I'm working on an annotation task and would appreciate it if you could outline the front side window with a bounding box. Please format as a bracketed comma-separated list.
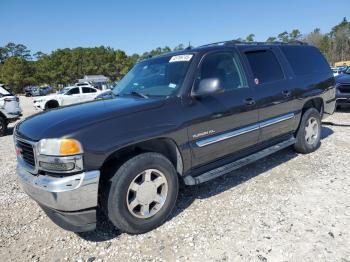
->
[198, 52, 247, 91]
[245, 50, 284, 84]
[66, 88, 80, 95]
[115, 54, 193, 97]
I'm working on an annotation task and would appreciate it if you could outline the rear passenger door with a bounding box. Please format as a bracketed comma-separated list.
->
[243, 47, 295, 143]
[62, 87, 82, 105]
[81, 87, 98, 102]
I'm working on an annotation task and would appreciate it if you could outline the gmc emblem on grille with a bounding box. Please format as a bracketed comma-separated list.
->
[15, 146, 22, 157]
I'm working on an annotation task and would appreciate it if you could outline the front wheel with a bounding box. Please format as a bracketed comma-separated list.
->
[294, 108, 321, 154]
[104, 152, 179, 234]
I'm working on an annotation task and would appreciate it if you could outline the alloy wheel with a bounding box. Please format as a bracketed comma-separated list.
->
[305, 117, 319, 145]
[126, 169, 168, 219]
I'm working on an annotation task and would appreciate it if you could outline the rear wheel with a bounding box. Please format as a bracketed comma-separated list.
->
[0, 116, 7, 137]
[104, 152, 179, 234]
[294, 108, 321, 154]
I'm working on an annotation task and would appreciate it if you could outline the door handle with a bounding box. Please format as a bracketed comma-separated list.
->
[244, 97, 256, 106]
[282, 90, 291, 97]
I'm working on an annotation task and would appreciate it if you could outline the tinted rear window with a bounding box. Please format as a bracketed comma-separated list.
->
[82, 87, 97, 93]
[281, 46, 331, 76]
[245, 50, 284, 84]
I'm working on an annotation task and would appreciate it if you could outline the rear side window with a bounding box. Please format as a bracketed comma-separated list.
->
[245, 50, 284, 84]
[82, 87, 97, 93]
[281, 46, 331, 76]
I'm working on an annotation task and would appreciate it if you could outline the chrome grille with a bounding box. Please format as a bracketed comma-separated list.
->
[16, 140, 35, 167]
[14, 133, 38, 174]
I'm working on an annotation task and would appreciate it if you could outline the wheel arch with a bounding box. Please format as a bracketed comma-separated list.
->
[302, 97, 324, 116]
[100, 137, 184, 183]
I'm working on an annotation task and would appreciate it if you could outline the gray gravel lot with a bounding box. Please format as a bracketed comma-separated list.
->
[0, 97, 349, 261]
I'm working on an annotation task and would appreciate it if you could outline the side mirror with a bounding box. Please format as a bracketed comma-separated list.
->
[193, 78, 223, 97]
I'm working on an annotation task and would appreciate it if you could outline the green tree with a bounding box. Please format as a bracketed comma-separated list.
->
[3, 42, 31, 60]
[0, 57, 36, 92]
[278, 31, 289, 42]
[289, 29, 302, 41]
[246, 34, 255, 42]
[266, 36, 277, 42]
[173, 44, 184, 51]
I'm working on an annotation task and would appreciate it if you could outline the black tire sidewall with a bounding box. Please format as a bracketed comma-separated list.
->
[106, 153, 179, 234]
[0, 117, 6, 136]
[294, 108, 321, 153]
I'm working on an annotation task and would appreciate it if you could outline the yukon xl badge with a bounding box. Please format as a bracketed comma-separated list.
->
[193, 130, 215, 139]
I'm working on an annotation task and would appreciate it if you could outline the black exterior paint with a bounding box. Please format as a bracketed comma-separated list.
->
[16, 44, 336, 179]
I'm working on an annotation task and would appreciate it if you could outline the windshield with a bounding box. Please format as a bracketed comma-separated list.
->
[0, 86, 11, 95]
[58, 87, 71, 94]
[114, 54, 193, 97]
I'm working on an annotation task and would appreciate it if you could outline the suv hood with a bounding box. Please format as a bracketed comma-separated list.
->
[16, 97, 165, 141]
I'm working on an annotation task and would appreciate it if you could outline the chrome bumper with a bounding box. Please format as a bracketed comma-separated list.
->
[17, 163, 100, 212]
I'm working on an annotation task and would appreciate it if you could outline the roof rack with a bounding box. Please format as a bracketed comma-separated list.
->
[198, 40, 308, 48]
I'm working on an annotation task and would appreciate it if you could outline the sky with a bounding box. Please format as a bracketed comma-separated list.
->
[1, 0, 349, 55]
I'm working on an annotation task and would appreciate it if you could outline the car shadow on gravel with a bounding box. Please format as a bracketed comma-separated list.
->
[77, 210, 121, 242]
[78, 127, 334, 243]
[5, 127, 14, 136]
[172, 126, 334, 220]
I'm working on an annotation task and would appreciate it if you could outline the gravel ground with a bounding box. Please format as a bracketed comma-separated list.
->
[0, 97, 349, 262]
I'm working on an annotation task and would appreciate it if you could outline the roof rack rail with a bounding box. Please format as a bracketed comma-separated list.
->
[198, 40, 308, 48]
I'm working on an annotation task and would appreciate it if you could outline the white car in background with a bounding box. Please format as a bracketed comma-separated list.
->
[33, 85, 101, 110]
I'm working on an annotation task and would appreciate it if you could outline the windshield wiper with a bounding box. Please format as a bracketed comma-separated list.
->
[129, 91, 149, 99]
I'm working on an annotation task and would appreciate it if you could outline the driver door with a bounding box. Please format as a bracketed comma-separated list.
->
[188, 51, 259, 168]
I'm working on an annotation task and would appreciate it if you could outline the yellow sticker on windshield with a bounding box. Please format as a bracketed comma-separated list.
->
[169, 54, 193, 63]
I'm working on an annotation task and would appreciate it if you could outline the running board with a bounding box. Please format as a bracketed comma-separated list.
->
[184, 137, 296, 185]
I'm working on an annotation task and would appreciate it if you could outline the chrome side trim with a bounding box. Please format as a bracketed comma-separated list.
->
[259, 113, 295, 128]
[196, 124, 260, 147]
[195, 113, 295, 147]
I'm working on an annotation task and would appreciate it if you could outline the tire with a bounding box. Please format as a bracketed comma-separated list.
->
[0, 116, 7, 137]
[44, 100, 59, 110]
[104, 152, 179, 234]
[294, 108, 321, 154]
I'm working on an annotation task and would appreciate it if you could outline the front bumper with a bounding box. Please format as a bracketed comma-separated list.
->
[17, 163, 100, 232]
[33, 102, 44, 110]
[3, 111, 22, 121]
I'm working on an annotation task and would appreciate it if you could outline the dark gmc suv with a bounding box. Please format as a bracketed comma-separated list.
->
[14, 41, 336, 234]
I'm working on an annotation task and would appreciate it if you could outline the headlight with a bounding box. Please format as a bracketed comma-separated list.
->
[38, 138, 83, 156]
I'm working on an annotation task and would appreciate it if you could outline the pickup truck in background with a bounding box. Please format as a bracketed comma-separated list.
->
[14, 41, 335, 234]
